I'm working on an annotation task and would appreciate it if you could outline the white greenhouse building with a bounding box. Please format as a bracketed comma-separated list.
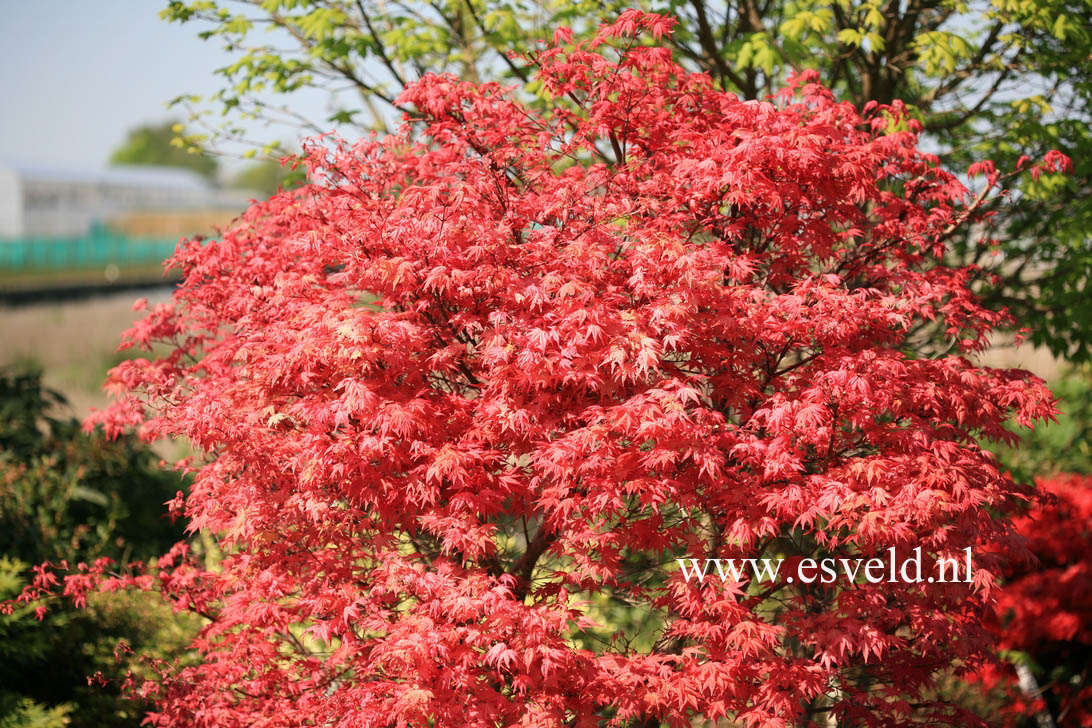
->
[0, 163, 254, 238]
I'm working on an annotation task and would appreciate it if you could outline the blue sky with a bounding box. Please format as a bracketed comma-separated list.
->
[0, 0, 333, 173]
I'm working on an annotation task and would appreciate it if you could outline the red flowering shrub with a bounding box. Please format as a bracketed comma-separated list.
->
[10, 12, 1071, 728]
[975, 473, 1092, 726]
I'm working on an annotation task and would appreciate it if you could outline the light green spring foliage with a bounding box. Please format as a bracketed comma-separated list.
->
[157, 0, 1091, 142]
[161, 0, 1091, 361]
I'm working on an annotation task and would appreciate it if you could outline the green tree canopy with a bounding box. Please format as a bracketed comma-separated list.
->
[109, 119, 219, 182]
[230, 156, 306, 197]
[161, 0, 1092, 361]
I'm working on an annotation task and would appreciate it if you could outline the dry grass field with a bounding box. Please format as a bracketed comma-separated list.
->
[0, 288, 173, 417]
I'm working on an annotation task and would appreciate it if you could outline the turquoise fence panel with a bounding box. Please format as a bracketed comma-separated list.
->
[0, 233, 180, 272]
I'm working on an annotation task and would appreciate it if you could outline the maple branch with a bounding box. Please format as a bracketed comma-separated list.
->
[508, 522, 555, 599]
[608, 130, 625, 166]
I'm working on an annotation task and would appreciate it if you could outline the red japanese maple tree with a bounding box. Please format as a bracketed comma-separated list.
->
[14, 11, 1073, 727]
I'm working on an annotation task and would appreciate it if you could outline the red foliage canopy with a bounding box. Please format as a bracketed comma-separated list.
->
[999, 474, 1092, 650]
[17, 11, 1070, 728]
[975, 473, 1092, 726]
